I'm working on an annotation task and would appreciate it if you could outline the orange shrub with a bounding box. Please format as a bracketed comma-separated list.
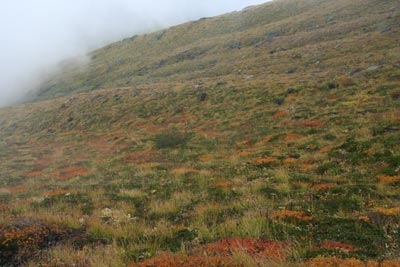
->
[0, 219, 74, 266]
[375, 206, 400, 216]
[24, 170, 44, 178]
[284, 133, 302, 142]
[291, 182, 312, 189]
[297, 120, 326, 128]
[131, 253, 236, 267]
[272, 110, 287, 119]
[312, 183, 336, 191]
[171, 168, 200, 174]
[300, 164, 314, 172]
[201, 238, 288, 259]
[0, 186, 29, 194]
[319, 145, 336, 153]
[43, 189, 72, 196]
[253, 157, 277, 165]
[283, 158, 298, 164]
[377, 175, 400, 185]
[305, 256, 400, 267]
[306, 256, 365, 267]
[55, 167, 90, 180]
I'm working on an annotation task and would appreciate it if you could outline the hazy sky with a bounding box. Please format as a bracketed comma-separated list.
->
[0, 0, 269, 107]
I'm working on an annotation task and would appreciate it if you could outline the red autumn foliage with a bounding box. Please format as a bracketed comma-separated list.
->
[297, 120, 326, 128]
[131, 254, 236, 267]
[53, 167, 90, 180]
[0, 219, 76, 266]
[0, 186, 29, 193]
[283, 133, 302, 142]
[43, 189, 72, 196]
[25, 170, 44, 178]
[272, 110, 287, 119]
[306, 256, 400, 267]
[312, 183, 337, 191]
[130, 238, 289, 267]
[201, 238, 288, 259]
[253, 157, 277, 165]
[283, 158, 298, 164]
[319, 145, 336, 153]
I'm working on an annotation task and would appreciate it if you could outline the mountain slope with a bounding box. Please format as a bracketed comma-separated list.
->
[1, 0, 400, 266]
[31, 0, 399, 101]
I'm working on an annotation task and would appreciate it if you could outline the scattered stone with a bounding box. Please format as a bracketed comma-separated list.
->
[249, 37, 265, 47]
[225, 40, 241, 50]
[67, 116, 74, 123]
[245, 75, 254, 80]
[381, 26, 392, 33]
[106, 136, 119, 142]
[289, 153, 301, 159]
[198, 93, 207, 102]
[266, 32, 279, 41]
[61, 97, 76, 109]
[286, 68, 296, 74]
[272, 97, 285, 105]
[366, 66, 380, 71]
[326, 16, 336, 24]
[286, 88, 296, 94]
[350, 68, 363, 77]
[291, 53, 302, 59]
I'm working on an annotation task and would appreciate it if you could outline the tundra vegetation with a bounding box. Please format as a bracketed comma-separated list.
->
[0, 0, 399, 266]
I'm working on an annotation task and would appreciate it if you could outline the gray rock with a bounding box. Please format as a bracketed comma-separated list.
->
[366, 66, 380, 71]
[266, 32, 279, 41]
[198, 93, 207, 102]
[326, 16, 336, 23]
[286, 68, 296, 74]
[225, 40, 241, 50]
[350, 68, 363, 77]
[381, 26, 392, 33]
[286, 88, 296, 94]
[352, 72, 363, 77]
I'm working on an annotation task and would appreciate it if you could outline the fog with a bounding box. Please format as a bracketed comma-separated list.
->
[0, 0, 269, 107]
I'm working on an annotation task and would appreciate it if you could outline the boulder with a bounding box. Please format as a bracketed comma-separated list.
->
[198, 93, 207, 102]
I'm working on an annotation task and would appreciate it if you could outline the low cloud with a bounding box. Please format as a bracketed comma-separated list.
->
[0, 0, 268, 107]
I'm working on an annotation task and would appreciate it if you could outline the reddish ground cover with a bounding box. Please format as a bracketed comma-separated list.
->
[52, 167, 90, 180]
[201, 238, 288, 259]
[131, 254, 236, 267]
[312, 241, 359, 253]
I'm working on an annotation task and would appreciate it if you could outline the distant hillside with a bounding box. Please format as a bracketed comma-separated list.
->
[1, 0, 400, 266]
[30, 0, 399, 101]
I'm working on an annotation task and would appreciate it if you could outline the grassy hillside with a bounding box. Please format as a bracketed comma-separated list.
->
[1, 0, 400, 266]
[31, 0, 399, 101]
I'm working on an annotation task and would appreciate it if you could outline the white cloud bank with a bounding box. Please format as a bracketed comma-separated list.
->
[0, 0, 269, 107]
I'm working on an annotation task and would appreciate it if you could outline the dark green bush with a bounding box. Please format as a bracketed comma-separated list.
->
[153, 130, 193, 149]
